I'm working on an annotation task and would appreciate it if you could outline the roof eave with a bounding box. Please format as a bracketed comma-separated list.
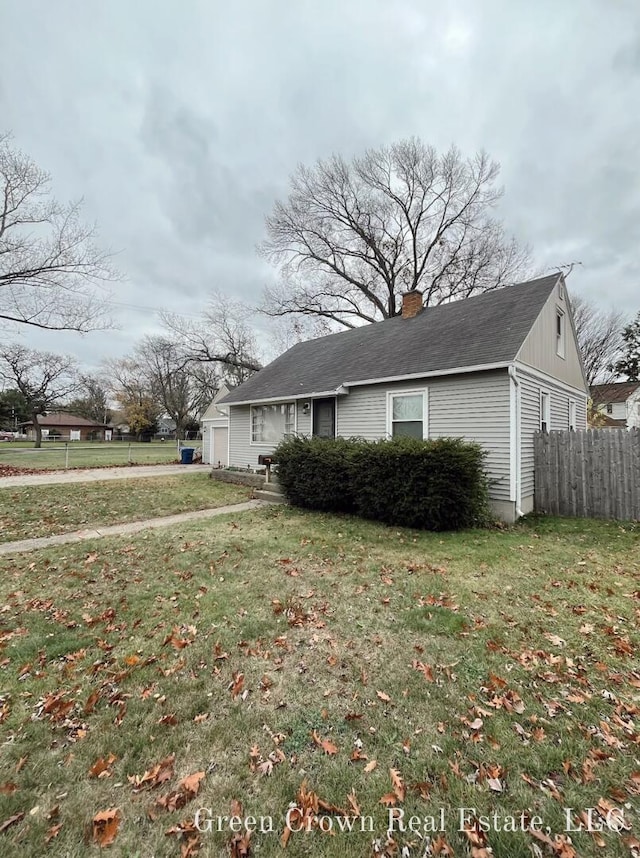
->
[223, 361, 512, 406]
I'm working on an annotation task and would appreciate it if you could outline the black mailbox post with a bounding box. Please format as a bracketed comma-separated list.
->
[258, 454, 277, 482]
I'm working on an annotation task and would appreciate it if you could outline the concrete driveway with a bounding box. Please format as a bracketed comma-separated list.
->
[0, 463, 212, 488]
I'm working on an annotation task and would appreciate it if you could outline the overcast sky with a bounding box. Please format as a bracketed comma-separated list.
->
[1, 0, 639, 370]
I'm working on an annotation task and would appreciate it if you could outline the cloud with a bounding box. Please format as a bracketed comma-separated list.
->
[0, 0, 638, 372]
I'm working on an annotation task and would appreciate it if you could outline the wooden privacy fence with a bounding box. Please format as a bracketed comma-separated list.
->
[534, 428, 640, 520]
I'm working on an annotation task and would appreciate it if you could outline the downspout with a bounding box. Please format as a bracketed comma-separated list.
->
[508, 365, 523, 518]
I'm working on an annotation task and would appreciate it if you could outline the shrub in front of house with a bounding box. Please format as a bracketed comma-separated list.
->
[274, 435, 489, 530]
[274, 435, 357, 512]
[350, 436, 489, 530]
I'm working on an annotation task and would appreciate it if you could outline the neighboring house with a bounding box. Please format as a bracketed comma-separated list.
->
[156, 417, 177, 439]
[590, 382, 640, 429]
[201, 384, 231, 466]
[220, 274, 588, 522]
[21, 413, 113, 441]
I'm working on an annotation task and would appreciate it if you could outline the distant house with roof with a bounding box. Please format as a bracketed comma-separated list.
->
[590, 382, 640, 428]
[220, 274, 588, 522]
[21, 413, 113, 441]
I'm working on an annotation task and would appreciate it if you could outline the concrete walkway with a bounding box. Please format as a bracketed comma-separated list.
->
[0, 463, 212, 488]
[0, 500, 264, 556]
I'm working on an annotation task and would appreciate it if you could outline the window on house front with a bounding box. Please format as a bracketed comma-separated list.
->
[568, 400, 576, 431]
[389, 392, 426, 439]
[556, 309, 565, 358]
[540, 392, 551, 433]
[251, 403, 295, 443]
[606, 403, 613, 414]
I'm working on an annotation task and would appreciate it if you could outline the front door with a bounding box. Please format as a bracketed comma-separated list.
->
[312, 398, 336, 438]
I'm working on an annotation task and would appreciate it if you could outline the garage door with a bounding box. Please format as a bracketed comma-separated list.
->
[213, 427, 229, 467]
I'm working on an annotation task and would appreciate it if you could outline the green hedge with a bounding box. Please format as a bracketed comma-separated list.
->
[274, 435, 489, 530]
[274, 435, 356, 512]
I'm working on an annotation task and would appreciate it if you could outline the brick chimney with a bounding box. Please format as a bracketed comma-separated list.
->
[401, 290, 423, 319]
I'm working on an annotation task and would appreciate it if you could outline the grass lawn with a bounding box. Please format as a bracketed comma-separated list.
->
[0, 508, 638, 857]
[0, 441, 186, 471]
[0, 475, 250, 542]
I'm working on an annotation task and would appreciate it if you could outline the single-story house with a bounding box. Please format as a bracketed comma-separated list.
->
[590, 381, 640, 429]
[156, 417, 177, 439]
[201, 383, 231, 466]
[220, 274, 588, 522]
[22, 413, 113, 441]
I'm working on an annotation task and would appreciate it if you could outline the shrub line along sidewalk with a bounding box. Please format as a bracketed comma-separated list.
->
[0, 500, 264, 556]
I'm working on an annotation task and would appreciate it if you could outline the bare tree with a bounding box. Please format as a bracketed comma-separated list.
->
[0, 344, 78, 446]
[104, 356, 162, 439]
[260, 139, 530, 328]
[161, 291, 261, 384]
[569, 293, 626, 386]
[134, 336, 219, 438]
[65, 374, 111, 423]
[0, 133, 118, 332]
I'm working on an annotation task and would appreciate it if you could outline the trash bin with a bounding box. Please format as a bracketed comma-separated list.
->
[180, 447, 195, 465]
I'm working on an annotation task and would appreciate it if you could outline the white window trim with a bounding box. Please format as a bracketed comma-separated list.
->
[555, 307, 566, 359]
[568, 399, 576, 431]
[249, 402, 297, 446]
[386, 389, 428, 440]
[540, 389, 551, 433]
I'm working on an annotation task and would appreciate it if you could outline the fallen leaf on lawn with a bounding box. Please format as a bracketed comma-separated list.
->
[379, 792, 398, 807]
[92, 808, 121, 847]
[128, 754, 175, 791]
[347, 790, 360, 816]
[0, 812, 24, 834]
[230, 672, 245, 699]
[0, 782, 18, 794]
[179, 772, 205, 798]
[364, 760, 377, 773]
[376, 690, 391, 703]
[89, 754, 117, 779]
[311, 731, 338, 755]
[390, 768, 406, 801]
[412, 661, 435, 682]
[45, 823, 62, 843]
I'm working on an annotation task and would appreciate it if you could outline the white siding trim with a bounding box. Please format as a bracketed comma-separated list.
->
[224, 390, 345, 407]
[540, 389, 551, 433]
[513, 361, 588, 398]
[508, 367, 518, 504]
[343, 361, 510, 389]
[385, 388, 429, 439]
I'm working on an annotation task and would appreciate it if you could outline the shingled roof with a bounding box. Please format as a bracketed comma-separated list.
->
[21, 413, 110, 428]
[590, 382, 640, 405]
[223, 275, 562, 404]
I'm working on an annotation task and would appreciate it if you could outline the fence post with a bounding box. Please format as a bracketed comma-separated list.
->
[65, 443, 69, 470]
[128, 443, 132, 463]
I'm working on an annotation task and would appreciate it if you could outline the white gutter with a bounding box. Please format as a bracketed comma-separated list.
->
[508, 364, 523, 518]
[221, 389, 348, 407]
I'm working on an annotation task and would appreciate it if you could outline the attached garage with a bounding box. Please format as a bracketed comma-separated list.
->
[200, 384, 231, 467]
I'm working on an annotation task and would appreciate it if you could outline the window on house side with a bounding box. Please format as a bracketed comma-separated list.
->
[390, 392, 425, 439]
[540, 392, 551, 433]
[606, 403, 613, 414]
[251, 403, 295, 443]
[556, 309, 565, 358]
[568, 400, 576, 431]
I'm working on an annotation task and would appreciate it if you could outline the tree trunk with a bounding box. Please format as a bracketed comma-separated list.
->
[33, 415, 42, 449]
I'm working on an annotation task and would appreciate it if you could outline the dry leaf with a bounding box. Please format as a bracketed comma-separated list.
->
[92, 808, 121, 847]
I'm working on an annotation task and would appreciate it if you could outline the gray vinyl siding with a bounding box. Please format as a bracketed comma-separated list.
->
[337, 371, 512, 502]
[228, 400, 311, 469]
[517, 367, 588, 504]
